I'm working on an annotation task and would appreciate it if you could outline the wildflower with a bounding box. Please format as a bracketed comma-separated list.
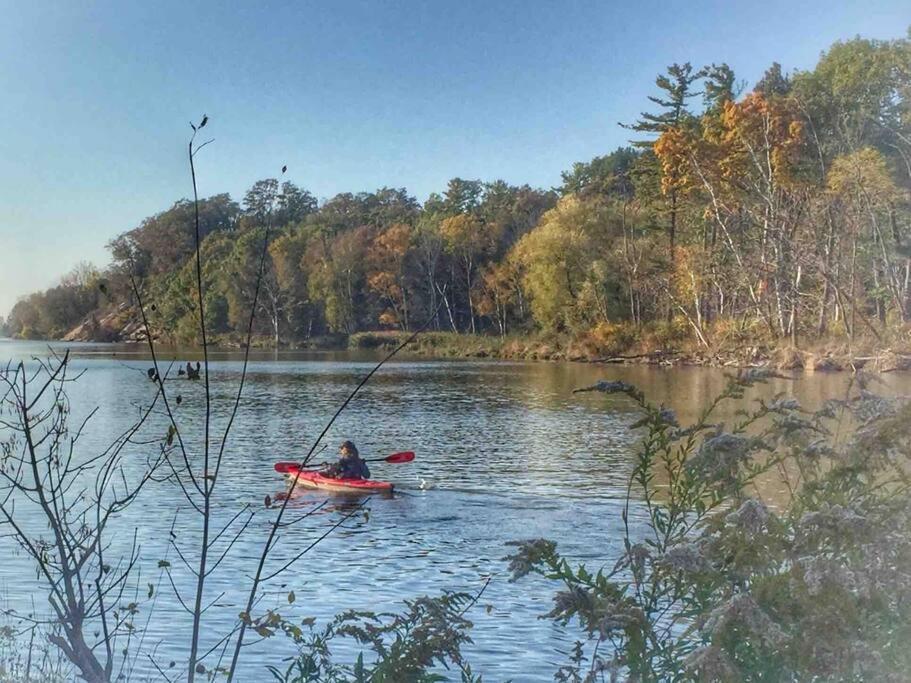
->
[686, 433, 763, 486]
[547, 586, 594, 622]
[817, 399, 841, 419]
[797, 504, 869, 544]
[772, 412, 820, 438]
[631, 405, 679, 430]
[725, 498, 770, 536]
[658, 541, 712, 574]
[658, 405, 679, 427]
[768, 397, 800, 412]
[597, 605, 646, 636]
[849, 392, 900, 425]
[800, 557, 866, 597]
[504, 539, 557, 581]
[802, 438, 836, 462]
[628, 542, 652, 567]
[702, 594, 786, 647]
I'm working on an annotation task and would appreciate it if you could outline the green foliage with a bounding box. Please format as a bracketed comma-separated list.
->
[5, 263, 101, 339]
[513, 196, 628, 333]
[261, 592, 481, 683]
[560, 148, 638, 200]
[508, 371, 911, 681]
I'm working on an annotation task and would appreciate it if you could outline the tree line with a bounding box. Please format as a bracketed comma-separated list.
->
[4, 31, 911, 353]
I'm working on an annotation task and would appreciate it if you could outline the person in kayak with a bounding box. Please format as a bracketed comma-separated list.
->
[321, 441, 371, 480]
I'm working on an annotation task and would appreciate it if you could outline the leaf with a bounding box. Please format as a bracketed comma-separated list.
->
[264, 494, 272, 508]
[287, 590, 295, 604]
[166, 425, 176, 446]
[195, 663, 206, 674]
[255, 625, 274, 638]
[158, 560, 170, 569]
[176, 395, 182, 406]
[147, 583, 154, 599]
[200, 115, 208, 128]
[282, 165, 288, 174]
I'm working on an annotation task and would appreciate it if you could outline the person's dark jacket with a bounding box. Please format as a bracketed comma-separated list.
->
[323, 456, 370, 480]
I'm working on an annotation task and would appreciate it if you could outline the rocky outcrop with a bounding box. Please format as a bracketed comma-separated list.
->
[62, 304, 146, 343]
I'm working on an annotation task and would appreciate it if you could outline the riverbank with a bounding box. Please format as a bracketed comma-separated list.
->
[348, 329, 911, 372]
[28, 308, 911, 372]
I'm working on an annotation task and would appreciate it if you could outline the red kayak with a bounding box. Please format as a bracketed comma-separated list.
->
[278, 466, 394, 493]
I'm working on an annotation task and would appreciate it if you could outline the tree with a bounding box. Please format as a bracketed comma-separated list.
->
[439, 213, 491, 333]
[624, 62, 706, 301]
[270, 229, 316, 338]
[108, 194, 239, 277]
[559, 147, 638, 200]
[443, 178, 484, 215]
[827, 148, 907, 326]
[655, 91, 808, 341]
[367, 223, 414, 329]
[755, 62, 791, 97]
[702, 63, 737, 111]
[513, 196, 624, 332]
[0, 353, 166, 681]
[306, 228, 368, 334]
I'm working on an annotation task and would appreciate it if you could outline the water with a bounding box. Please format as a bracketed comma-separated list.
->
[1, 339, 909, 681]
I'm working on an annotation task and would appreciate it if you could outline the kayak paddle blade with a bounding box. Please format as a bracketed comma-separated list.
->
[274, 462, 299, 473]
[385, 451, 415, 464]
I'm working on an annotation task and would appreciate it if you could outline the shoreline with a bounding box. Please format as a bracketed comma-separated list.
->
[14, 329, 911, 373]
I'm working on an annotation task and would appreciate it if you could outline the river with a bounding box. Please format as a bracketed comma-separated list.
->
[1, 339, 908, 681]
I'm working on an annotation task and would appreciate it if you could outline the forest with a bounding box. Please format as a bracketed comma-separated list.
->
[4, 32, 911, 363]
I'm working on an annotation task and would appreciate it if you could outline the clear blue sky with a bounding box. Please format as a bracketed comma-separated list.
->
[1, 0, 908, 316]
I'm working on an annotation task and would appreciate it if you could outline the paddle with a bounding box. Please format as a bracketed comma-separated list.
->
[274, 451, 415, 474]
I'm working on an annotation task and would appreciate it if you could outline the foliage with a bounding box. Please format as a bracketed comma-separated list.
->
[263, 592, 481, 683]
[508, 371, 911, 681]
[4, 30, 911, 358]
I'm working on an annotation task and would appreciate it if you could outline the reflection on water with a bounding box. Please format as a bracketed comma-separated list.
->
[1, 339, 908, 680]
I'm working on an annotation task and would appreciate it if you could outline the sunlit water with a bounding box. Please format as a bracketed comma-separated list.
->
[1, 339, 909, 681]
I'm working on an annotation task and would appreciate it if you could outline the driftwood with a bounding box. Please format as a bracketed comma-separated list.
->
[589, 350, 680, 364]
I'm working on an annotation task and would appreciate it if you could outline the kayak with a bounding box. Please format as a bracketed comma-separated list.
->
[282, 467, 394, 493]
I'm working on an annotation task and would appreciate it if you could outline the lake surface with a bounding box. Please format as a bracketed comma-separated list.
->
[1, 339, 909, 681]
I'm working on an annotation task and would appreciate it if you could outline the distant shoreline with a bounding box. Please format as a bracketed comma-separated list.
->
[8, 330, 911, 374]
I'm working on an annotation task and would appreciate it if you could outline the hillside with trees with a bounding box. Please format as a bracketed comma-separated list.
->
[4, 32, 911, 367]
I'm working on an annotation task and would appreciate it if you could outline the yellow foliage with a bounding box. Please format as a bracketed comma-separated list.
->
[827, 148, 899, 203]
[378, 309, 399, 327]
[717, 92, 804, 187]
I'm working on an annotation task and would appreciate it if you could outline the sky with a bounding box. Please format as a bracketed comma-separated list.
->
[0, 0, 909, 316]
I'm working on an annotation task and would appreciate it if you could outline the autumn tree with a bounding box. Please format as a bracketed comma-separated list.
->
[624, 62, 704, 257]
[367, 223, 414, 329]
[439, 213, 491, 333]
